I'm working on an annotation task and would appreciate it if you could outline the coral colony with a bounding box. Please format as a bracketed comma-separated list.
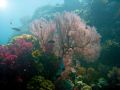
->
[0, 11, 120, 90]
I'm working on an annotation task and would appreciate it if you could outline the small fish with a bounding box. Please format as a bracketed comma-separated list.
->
[40, 25, 42, 28]
[10, 22, 12, 25]
[48, 40, 55, 43]
[12, 27, 21, 31]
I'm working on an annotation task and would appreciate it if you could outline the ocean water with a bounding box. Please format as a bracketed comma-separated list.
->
[0, 0, 120, 90]
[0, 0, 63, 44]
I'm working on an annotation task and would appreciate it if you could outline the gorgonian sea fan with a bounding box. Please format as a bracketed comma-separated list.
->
[55, 12, 101, 62]
[31, 18, 55, 52]
[30, 12, 101, 63]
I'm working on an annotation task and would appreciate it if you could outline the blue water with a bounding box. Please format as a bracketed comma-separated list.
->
[0, 0, 63, 44]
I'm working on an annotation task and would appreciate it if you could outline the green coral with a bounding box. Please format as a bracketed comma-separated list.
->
[107, 67, 120, 82]
[37, 53, 62, 80]
[81, 85, 92, 90]
[27, 76, 55, 90]
[32, 62, 44, 74]
[97, 78, 108, 88]
[103, 40, 120, 50]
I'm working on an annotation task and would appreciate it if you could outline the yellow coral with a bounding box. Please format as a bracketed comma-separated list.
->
[11, 34, 37, 43]
[81, 85, 92, 90]
[87, 67, 95, 74]
[86, 67, 98, 82]
[32, 50, 41, 58]
[77, 67, 86, 76]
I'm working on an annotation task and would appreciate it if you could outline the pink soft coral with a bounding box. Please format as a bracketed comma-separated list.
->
[9, 38, 33, 56]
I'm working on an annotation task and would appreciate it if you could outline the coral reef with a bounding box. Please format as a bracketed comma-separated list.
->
[31, 12, 101, 81]
[1, 7, 120, 89]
